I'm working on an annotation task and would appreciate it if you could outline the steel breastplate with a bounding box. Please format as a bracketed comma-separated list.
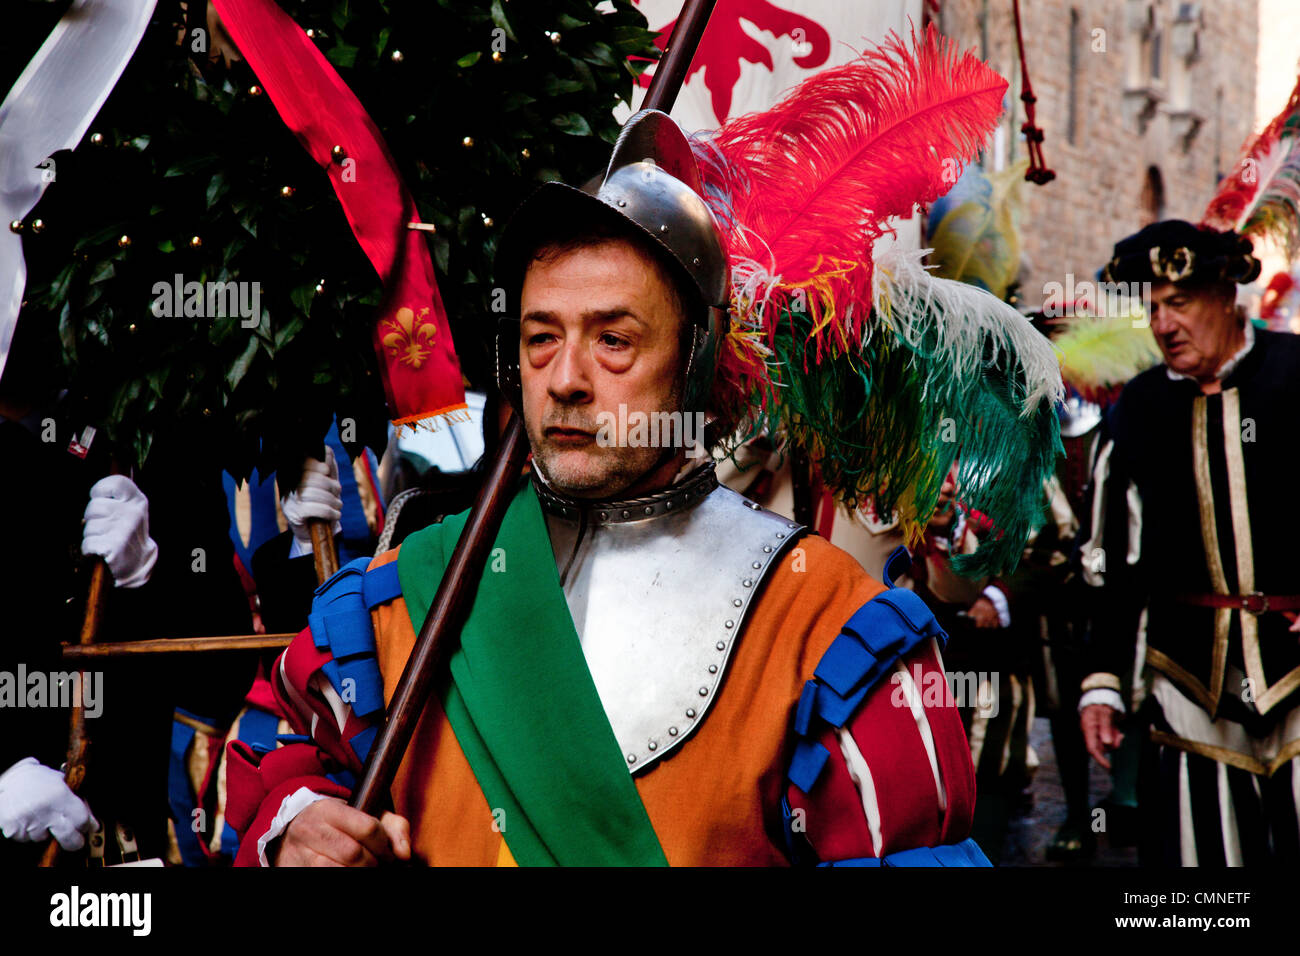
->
[538, 465, 806, 773]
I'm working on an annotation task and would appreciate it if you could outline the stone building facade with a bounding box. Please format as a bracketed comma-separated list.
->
[933, 0, 1260, 308]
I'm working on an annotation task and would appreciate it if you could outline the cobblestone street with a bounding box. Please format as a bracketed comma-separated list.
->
[1000, 718, 1139, 867]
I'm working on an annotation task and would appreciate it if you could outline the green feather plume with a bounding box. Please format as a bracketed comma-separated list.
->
[1053, 310, 1161, 401]
[745, 248, 1064, 577]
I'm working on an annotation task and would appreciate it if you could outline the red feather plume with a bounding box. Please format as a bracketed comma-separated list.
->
[693, 23, 1008, 369]
[1203, 74, 1300, 239]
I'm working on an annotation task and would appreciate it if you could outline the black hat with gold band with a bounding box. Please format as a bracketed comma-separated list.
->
[1101, 219, 1261, 286]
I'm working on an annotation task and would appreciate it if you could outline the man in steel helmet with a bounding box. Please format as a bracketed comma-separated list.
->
[228, 112, 985, 867]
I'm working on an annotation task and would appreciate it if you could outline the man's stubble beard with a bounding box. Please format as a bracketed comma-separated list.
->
[531, 431, 665, 498]
[527, 381, 684, 500]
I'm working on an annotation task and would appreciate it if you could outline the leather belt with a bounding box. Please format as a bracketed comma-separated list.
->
[1173, 592, 1300, 615]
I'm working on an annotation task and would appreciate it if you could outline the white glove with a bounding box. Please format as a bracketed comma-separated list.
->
[0, 758, 98, 851]
[82, 475, 158, 589]
[282, 447, 344, 558]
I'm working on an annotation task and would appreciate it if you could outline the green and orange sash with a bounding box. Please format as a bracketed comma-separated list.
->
[397, 481, 667, 866]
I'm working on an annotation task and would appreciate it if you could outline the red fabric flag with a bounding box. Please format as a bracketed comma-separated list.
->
[211, 0, 467, 430]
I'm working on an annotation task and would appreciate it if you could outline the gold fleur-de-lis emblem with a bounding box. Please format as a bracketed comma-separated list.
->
[380, 306, 439, 369]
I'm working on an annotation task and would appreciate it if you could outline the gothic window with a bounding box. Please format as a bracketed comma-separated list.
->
[1139, 166, 1166, 225]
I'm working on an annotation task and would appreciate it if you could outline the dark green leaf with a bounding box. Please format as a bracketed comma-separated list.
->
[489, 0, 518, 43]
[580, 43, 618, 68]
[327, 43, 359, 69]
[90, 260, 116, 285]
[206, 172, 227, 208]
[226, 331, 260, 390]
[291, 283, 316, 316]
[542, 75, 585, 96]
[551, 111, 593, 136]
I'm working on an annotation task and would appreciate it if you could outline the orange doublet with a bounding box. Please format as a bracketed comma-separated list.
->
[367, 535, 886, 866]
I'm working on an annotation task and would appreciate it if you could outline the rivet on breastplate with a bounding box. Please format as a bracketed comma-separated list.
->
[665, 500, 673, 509]
[686, 708, 697, 718]
[732, 598, 742, 607]
[647, 740, 658, 751]
[698, 686, 709, 696]
[763, 545, 773, 553]
[627, 754, 637, 764]
[752, 561, 762, 569]
[599, 512, 608, 521]
[724, 620, 734, 628]
[708, 664, 718, 674]
[776, 532, 785, 539]
[643, 506, 654, 516]
[622, 509, 630, 519]
[743, 579, 753, 587]
[669, 727, 679, 736]
[716, 641, 726, 650]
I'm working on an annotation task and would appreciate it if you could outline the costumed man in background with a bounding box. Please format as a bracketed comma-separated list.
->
[225, 108, 987, 867]
[896, 161, 1045, 863]
[0, 312, 125, 859]
[0, 309, 257, 864]
[1046, 303, 1165, 858]
[1079, 220, 1300, 865]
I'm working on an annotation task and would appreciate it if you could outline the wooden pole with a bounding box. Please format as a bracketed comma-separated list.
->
[308, 517, 338, 585]
[62, 633, 295, 660]
[641, 0, 717, 113]
[39, 557, 111, 867]
[351, 414, 528, 814]
[42, 457, 334, 864]
[348, 0, 718, 819]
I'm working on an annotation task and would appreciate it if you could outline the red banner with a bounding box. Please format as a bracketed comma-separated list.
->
[211, 0, 466, 428]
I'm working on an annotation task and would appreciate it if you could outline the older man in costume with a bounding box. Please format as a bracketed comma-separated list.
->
[1079, 220, 1300, 865]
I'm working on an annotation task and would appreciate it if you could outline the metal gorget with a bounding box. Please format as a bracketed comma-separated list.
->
[536, 463, 806, 773]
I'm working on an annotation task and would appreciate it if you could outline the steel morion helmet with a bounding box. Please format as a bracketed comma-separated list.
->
[494, 109, 729, 416]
